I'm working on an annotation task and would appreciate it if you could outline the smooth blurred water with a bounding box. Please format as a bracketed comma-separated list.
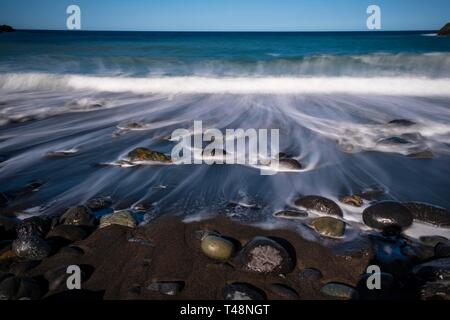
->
[0, 31, 449, 238]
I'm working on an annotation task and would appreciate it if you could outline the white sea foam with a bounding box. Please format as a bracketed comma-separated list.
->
[1, 73, 450, 96]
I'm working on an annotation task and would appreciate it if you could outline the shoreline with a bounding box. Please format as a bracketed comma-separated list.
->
[2, 211, 448, 300]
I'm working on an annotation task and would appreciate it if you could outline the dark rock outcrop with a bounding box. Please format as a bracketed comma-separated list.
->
[0, 25, 14, 33]
[437, 23, 450, 36]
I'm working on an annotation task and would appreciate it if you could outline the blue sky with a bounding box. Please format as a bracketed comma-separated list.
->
[0, 0, 449, 31]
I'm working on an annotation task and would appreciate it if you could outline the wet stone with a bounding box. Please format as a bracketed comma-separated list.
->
[273, 210, 308, 220]
[0, 276, 41, 300]
[419, 235, 449, 247]
[311, 216, 345, 238]
[435, 243, 450, 258]
[60, 206, 96, 227]
[299, 268, 323, 281]
[127, 147, 171, 163]
[360, 186, 385, 201]
[407, 148, 434, 159]
[388, 119, 417, 127]
[86, 196, 112, 210]
[412, 258, 450, 281]
[269, 284, 299, 299]
[99, 210, 137, 229]
[223, 283, 265, 300]
[400, 243, 434, 261]
[16, 216, 51, 238]
[12, 236, 51, 261]
[377, 136, 411, 145]
[321, 283, 359, 300]
[277, 158, 302, 170]
[421, 280, 450, 300]
[340, 195, 363, 207]
[238, 236, 294, 274]
[46, 225, 87, 243]
[201, 235, 235, 261]
[146, 281, 184, 296]
[404, 202, 450, 228]
[362, 201, 413, 231]
[294, 195, 343, 217]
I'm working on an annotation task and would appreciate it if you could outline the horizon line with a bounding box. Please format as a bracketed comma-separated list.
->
[10, 28, 439, 33]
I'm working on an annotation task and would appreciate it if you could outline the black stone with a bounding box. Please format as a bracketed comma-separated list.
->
[299, 267, 323, 281]
[404, 202, 450, 228]
[238, 236, 294, 274]
[412, 258, 450, 281]
[362, 201, 413, 231]
[294, 195, 343, 217]
[377, 136, 411, 145]
[0, 276, 41, 300]
[421, 280, 450, 300]
[16, 216, 51, 238]
[60, 206, 96, 227]
[46, 225, 87, 243]
[86, 196, 112, 210]
[435, 242, 450, 258]
[12, 236, 51, 261]
[419, 235, 449, 247]
[387, 119, 417, 126]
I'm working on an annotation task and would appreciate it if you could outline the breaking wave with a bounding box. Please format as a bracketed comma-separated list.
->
[1, 73, 450, 96]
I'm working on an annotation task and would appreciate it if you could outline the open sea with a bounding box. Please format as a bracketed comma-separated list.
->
[1, 30, 449, 239]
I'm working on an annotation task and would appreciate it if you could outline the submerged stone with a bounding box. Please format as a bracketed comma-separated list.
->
[387, 119, 417, 127]
[340, 195, 363, 207]
[294, 195, 343, 217]
[311, 216, 345, 238]
[360, 186, 385, 201]
[127, 147, 171, 163]
[273, 210, 308, 220]
[86, 196, 112, 210]
[377, 136, 411, 145]
[277, 158, 302, 170]
[407, 148, 434, 159]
